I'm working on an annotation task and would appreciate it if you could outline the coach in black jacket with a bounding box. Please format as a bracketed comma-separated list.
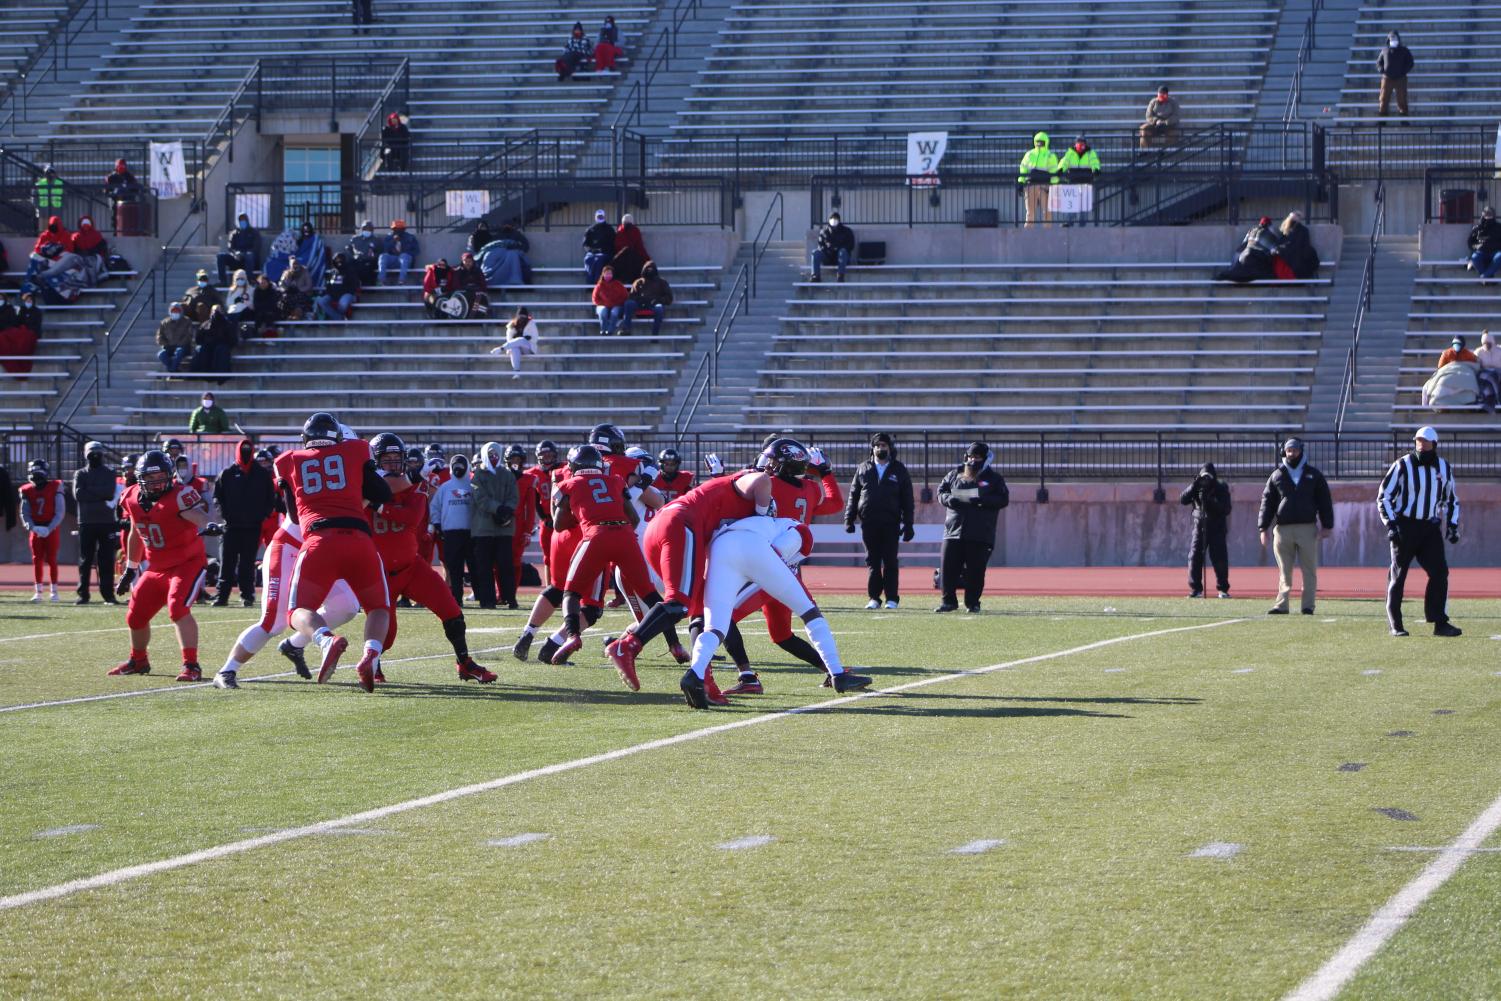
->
[71, 440, 119, 604]
[213, 438, 275, 606]
[935, 442, 1009, 613]
[845, 432, 914, 609]
[1181, 462, 1232, 598]
[1257, 438, 1334, 615]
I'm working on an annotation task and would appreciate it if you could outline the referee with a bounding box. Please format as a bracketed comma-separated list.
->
[1377, 426, 1462, 638]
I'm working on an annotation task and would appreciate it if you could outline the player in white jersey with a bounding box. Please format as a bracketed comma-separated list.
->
[681, 515, 871, 708]
[214, 511, 360, 685]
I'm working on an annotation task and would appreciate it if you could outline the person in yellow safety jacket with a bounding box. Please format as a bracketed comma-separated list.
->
[33, 165, 64, 227]
[1017, 132, 1058, 228]
[1055, 136, 1102, 225]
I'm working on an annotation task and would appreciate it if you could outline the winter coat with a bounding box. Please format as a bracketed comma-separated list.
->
[816, 221, 855, 262]
[938, 465, 1009, 545]
[1258, 460, 1334, 531]
[214, 441, 275, 527]
[1376, 43, 1414, 79]
[72, 462, 119, 526]
[615, 222, 649, 263]
[471, 447, 519, 537]
[226, 224, 260, 255]
[189, 404, 233, 434]
[1180, 466, 1232, 525]
[582, 221, 616, 256]
[156, 314, 196, 349]
[1275, 222, 1321, 279]
[592, 277, 630, 309]
[453, 262, 488, 294]
[629, 267, 673, 307]
[1469, 218, 1501, 258]
[181, 284, 223, 323]
[345, 231, 380, 262]
[845, 456, 914, 530]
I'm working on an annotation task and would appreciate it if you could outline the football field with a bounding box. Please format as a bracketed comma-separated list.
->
[2, 593, 1500, 1000]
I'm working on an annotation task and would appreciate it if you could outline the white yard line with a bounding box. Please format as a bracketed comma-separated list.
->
[0, 644, 515, 715]
[1282, 793, 1501, 1001]
[0, 617, 257, 646]
[0, 617, 1242, 913]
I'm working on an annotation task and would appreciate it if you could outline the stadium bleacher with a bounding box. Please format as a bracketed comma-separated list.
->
[0, 1, 79, 99]
[743, 261, 1332, 433]
[1338, 0, 1501, 123]
[1392, 257, 1499, 432]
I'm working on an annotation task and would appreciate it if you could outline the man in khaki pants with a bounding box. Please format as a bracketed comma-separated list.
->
[1257, 438, 1334, 614]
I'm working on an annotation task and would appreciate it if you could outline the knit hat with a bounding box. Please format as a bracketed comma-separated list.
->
[870, 432, 893, 449]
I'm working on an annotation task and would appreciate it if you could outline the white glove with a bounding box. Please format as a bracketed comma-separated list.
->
[33, 526, 49, 538]
[705, 453, 724, 476]
[806, 446, 826, 467]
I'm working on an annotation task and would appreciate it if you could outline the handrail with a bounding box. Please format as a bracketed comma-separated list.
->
[1283, 0, 1324, 123]
[1334, 182, 1384, 434]
[51, 354, 100, 428]
[746, 191, 784, 300]
[0, 0, 98, 135]
[608, 0, 702, 133]
[201, 60, 262, 169]
[351, 59, 411, 178]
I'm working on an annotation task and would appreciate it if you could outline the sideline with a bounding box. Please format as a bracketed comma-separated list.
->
[0, 617, 1242, 912]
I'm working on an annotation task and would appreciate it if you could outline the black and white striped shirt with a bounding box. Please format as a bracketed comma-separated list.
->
[1378, 454, 1459, 529]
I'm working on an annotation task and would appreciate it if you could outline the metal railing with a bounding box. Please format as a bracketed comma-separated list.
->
[1422, 167, 1496, 223]
[201, 62, 262, 172]
[1324, 124, 1491, 182]
[1335, 183, 1384, 434]
[608, 0, 702, 131]
[0, 0, 99, 135]
[671, 193, 783, 437]
[1282, 0, 1324, 123]
[352, 60, 413, 178]
[0, 145, 138, 235]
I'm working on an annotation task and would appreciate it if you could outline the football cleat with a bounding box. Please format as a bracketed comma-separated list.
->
[355, 649, 380, 692]
[279, 638, 312, 679]
[107, 658, 150, 677]
[864, 599, 880, 610]
[703, 667, 730, 707]
[317, 635, 349, 684]
[833, 671, 873, 694]
[606, 634, 641, 691]
[28, 591, 41, 603]
[606, 594, 626, 609]
[176, 663, 203, 683]
[213, 670, 239, 690]
[549, 635, 583, 665]
[680, 670, 710, 709]
[49, 590, 60, 603]
[512, 632, 534, 661]
[1434, 621, 1463, 637]
[724, 672, 763, 696]
[820, 671, 834, 688]
[668, 642, 690, 665]
[537, 637, 560, 666]
[373, 666, 387, 684]
[457, 657, 497, 683]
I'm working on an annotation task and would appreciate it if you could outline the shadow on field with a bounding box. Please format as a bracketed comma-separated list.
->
[813, 702, 1131, 720]
[357, 679, 691, 707]
[877, 691, 1201, 706]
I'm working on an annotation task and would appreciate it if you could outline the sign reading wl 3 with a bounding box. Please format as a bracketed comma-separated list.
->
[906, 131, 948, 188]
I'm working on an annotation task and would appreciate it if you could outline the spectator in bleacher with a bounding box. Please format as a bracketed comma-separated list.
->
[1375, 30, 1413, 117]
[467, 220, 493, 256]
[453, 251, 490, 318]
[313, 253, 361, 320]
[381, 113, 411, 172]
[1438, 335, 1478, 368]
[251, 272, 282, 335]
[1138, 85, 1181, 149]
[845, 432, 914, 610]
[1259, 437, 1333, 615]
[1475, 329, 1501, 411]
[812, 211, 855, 282]
[225, 270, 256, 340]
[218, 214, 261, 287]
[476, 223, 534, 287]
[155, 301, 195, 372]
[17, 291, 41, 338]
[592, 264, 632, 334]
[104, 159, 145, 236]
[491, 305, 540, 378]
[27, 216, 73, 285]
[352, 0, 373, 28]
[71, 216, 108, 282]
[1055, 136, 1101, 226]
[1272, 212, 1320, 280]
[627, 261, 672, 335]
[346, 221, 381, 285]
[1215, 217, 1281, 283]
[934, 442, 1009, 614]
[278, 256, 315, 320]
[0, 292, 40, 375]
[611, 213, 650, 284]
[378, 220, 419, 285]
[33, 165, 63, 229]
[423, 258, 457, 317]
[1017, 132, 1059, 228]
[191, 305, 237, 378]
[1466, 206, 1501, 278]
[582, 209, 616, 282]
[182, 269, 224, 323]
[595, 16, 622, 72]
[189, 392, 233, 433]
[557, 22, 594, 81]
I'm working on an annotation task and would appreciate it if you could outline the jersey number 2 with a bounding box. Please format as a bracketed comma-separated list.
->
[588, 478, 611, 504]
[300, 455, 346, 495]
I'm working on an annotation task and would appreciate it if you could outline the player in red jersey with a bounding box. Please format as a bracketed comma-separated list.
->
[526, 439, 564, 584]
[280, 412, 404, 693]
[367, 433, 496, 683]
[590, 423, 638, 609]
[547, 445, 668, 679]
[511, 459, 605, 665]
[653, 447, 694, 504]
[19, 459, 64, 601]
[722, 439, 847, 695]
[604, 465, 773, 686]
[108, 450, 212, 681]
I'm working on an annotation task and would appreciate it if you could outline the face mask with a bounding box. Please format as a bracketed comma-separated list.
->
[966, 457, 985, 470]
[87, 453, 102, 467]
[169, 310, 182, 319]
[1388, 38, 1398, 46]
[238, 220, 248, 229]
[828, 219, 839, 227]
[201, 398, 213, 409]
[362, 227, 372, 235]
[197, 279, 208, 288]
[874, 447, 890, 460]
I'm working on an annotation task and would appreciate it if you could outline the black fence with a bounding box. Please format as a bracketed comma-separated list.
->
[1323, 124, 1492, 183]
[1423, 167, 1496, 224]
[5, 428, 1491, 493]
[0, 144, 159, 236]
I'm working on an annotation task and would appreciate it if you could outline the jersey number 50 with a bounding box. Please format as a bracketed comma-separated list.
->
[300, 455, 347, 495]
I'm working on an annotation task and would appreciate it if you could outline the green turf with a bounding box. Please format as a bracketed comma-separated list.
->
[1, 593, 1499, 999]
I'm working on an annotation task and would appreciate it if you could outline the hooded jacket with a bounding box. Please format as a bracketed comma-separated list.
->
[214, 438, 275, 527]
[629, 263, 673, 307]
[1018, 133, 1060, 184]
[227, 221, 260, 255]
[73, 217, 107, 257]
[71, 454, 118, 526]
[938, 460, 1009, 544]
[189, 401, 232, 433]
[1180, 463, 1232, 524]
[1376, 40, 1414, 79]
[1258, 455, 1333, 531]
[1469, 217, 1501, 258]
[431, 463, 474, 532]
[470, 443, 519, 537]
[845, 441, 914, 530]
[32, 217, 73, 257]
[1057, 141, 1101, 183]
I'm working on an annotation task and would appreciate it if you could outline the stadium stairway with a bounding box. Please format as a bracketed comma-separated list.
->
[1253, 0, 1363, 123]
[1391, 253, 1500, 434]
[0, 0, 144, 141]
[659, 238, 801, 434]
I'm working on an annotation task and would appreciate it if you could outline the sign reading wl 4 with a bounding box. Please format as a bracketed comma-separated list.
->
[445, 189, 491, 219]
[906, 131, 948, 188]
